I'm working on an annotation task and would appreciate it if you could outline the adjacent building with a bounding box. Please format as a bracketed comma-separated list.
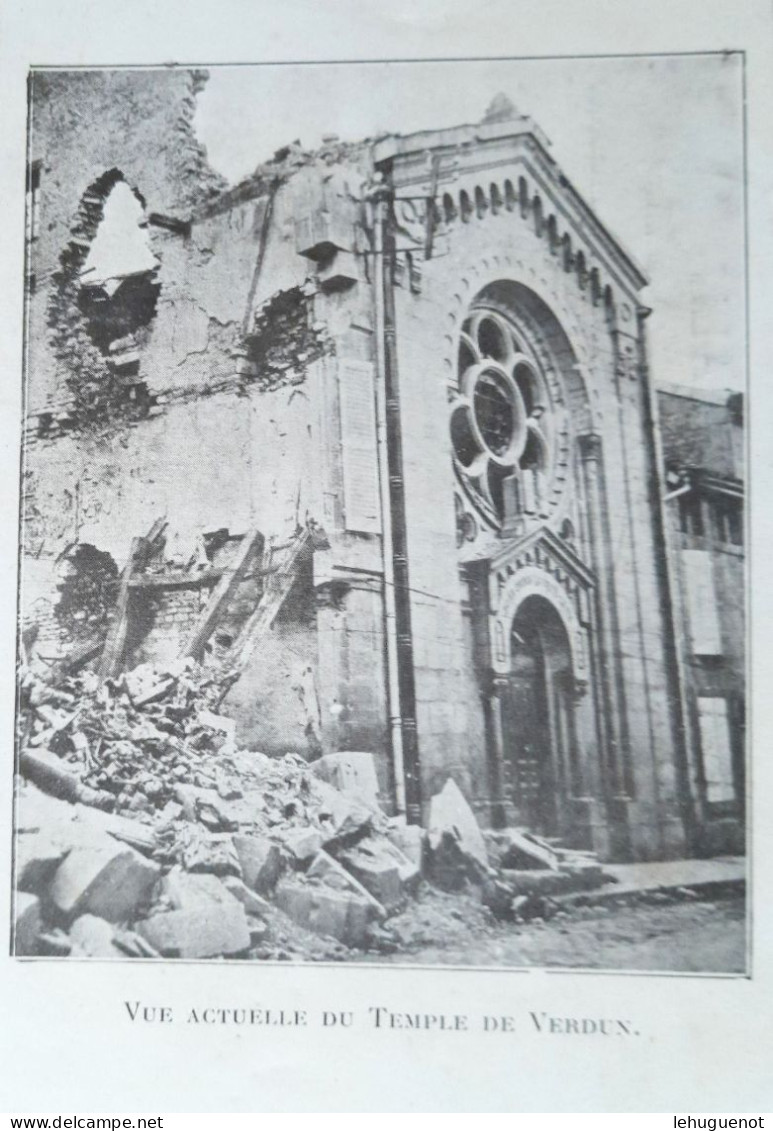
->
[658, 385, 745, 854]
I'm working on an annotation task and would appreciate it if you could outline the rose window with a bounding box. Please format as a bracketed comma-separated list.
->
[451, 307, 558, 529]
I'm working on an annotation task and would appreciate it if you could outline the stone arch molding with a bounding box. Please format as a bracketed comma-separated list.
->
[491, 564, 588, 687]
[442, 256, 603, 435]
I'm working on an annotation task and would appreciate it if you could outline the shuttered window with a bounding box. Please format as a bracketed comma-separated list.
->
[697, 697, 735, 803]
[338, 359, 381, 534]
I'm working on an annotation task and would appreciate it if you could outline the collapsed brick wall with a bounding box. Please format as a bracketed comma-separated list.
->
[128, 588, 209, 668]
[27, 69, 227, 416]
[245, 286, 332, 390]
[20, 71, 385, 769]
[45, 170, 159, 431]
[23, 70, 328, 572]
[54, 543, 119, 646]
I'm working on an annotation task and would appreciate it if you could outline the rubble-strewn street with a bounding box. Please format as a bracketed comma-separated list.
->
[364, 888, 746, 972]
[14, 654, 745, 967]
[14, 653, 639, 963]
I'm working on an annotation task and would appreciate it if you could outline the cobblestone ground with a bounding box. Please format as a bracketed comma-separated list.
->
[367, 891, 746, 973]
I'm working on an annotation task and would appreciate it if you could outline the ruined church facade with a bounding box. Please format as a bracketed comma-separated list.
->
[22, 70, 721, 862]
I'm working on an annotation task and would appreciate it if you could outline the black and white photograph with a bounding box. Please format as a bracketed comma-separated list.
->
[13, 55, 747, 974]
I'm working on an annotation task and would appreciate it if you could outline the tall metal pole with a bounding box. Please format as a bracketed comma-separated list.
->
[378, 178, 422, 824]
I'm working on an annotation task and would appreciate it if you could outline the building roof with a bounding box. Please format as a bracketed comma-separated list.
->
[372, 105, 649, 293]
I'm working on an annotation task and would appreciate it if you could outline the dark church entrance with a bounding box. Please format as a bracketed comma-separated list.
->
[500, 595, 580, 838]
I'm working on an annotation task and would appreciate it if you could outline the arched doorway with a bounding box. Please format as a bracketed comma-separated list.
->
[500, 595, 581, 837]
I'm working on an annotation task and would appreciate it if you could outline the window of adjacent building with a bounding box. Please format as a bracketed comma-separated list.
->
[696, 696, 735, 803]
[709, 494, 743, 547]
[681, 549, 722, 655]
[26, 161, 41, 245]
[678, 491, 704, 537]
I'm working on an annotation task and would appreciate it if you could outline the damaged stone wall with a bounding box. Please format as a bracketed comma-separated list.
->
[24, 70, 336, 570]
[53, 543, 119, 646]
[27, 69, 226, 417]
[22, 71, 393, 777]
[21, 72, 389, 769]
[245, 286, 331, 391]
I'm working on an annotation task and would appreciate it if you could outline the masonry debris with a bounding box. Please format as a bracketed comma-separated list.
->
[14, 619, 617, 959]
[15, 503, 624, 961]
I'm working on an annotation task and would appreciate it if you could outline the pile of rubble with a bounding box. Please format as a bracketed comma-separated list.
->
[14, 657, 613, 961]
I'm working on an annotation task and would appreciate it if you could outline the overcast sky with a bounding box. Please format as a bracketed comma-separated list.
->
[194, 54, 745, 393]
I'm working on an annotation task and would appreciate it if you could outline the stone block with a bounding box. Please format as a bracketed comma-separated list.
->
[307, 850, 386, 917]
[312, 752, 380, 807]
[386, 819, 425, 873]
[314, 782, 373, 846]
[69, 914, 124, 957]
[498, 869, 576, 895]
[49, 845, 160, 923]
[136, 902, 251, 959]
[427, 778, 489, 888]
[497, 830, 560, 872]
[160, 867, 240, 913]
[37, 928, 72, 957]
[337, 837, 410, 911]
[15, 832, 70, 894]
[273, 878, 376, 948]
[279, 827, 323, 866]
[14, 892, 41, 956]
[232, 835, 283, 893]
[247, 917, 269, 946]
[221, 876, 273, 918]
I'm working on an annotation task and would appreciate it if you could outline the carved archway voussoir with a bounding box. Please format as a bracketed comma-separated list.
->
[491, 564, 589, 685]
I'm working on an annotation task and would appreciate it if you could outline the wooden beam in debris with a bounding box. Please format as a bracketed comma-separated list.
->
[181, 528, 265, 660]
[147, 212, 191, 237]
[96, 536, 145, 682]
[128, 568, 225, 592]
[60, 633, 105, 673]
[228, 526, 313, 673]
